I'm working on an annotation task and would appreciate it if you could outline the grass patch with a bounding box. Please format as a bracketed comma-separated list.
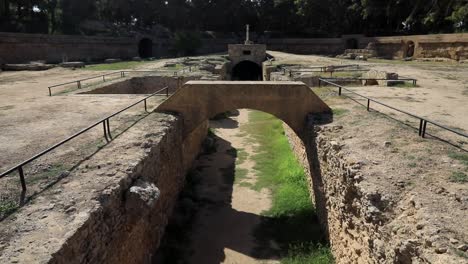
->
[236, 148, 248, 165]
[0, 200, 17, 216]
[390, 82, 418, 88]
[84, 61, 150, 71]
[449, 152, 468, 166]
[235, 168, 249, 182]
[28, 164, 66, 185]
[243, 111, 333, 263]
[332, 108, 349, 116]
[283, 244, 335, 264]
[450, 171, 468, 183]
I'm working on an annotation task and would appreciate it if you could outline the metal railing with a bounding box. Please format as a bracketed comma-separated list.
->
[318, 78, 468, 141]
[48, 66, 196, 96]
[0, 86, 170, 193]
[280, 64, 369, 78]
[320, 77, 418, 86]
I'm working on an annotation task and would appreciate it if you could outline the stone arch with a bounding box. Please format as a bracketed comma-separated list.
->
[346, 38, 358, 49]
[156, 80, 332, 239]
[405, 41, 415, 58]
[231, 60, 262, 81]
[138, 38, 153, 58]
[156, 81, 332, 139]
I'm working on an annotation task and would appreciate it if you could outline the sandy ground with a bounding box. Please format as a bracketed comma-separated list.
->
[183, 110, 279, 264]
[269, 51, 468, 136]
[0, 59, 170, 172]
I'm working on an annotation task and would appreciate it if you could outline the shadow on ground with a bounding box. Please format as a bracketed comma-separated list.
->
[153, 117, 326, 264]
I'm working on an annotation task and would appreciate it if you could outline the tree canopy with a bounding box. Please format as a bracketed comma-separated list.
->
[0, 0, 467, 36]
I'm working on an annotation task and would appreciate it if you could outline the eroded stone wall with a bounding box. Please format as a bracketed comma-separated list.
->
[2, 32, 467, 64]
[0, 113, 208, 263]
[284, 124, 413, 263]
[284, 118, 468, 263]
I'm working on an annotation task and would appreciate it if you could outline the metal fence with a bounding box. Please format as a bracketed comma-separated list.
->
[48, 66, 196, 96]
[318, 78, 468, 143]
[280, 64, 369, 78]
[320, 77, 418, 86]
[0, 87, 169, 193]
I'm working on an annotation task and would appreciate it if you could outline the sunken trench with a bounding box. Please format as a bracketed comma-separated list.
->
[0, 68, 426, 264]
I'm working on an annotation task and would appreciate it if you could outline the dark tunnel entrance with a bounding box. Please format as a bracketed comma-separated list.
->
[231, 61, 262, 81]
[345, 38, 358, 49]
[138, 38, 153, 59]
[406, 41, 415, 58]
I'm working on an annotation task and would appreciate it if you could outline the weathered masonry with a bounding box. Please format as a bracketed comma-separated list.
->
[0, 81, 332, 263]
[1, 32, 467, 64]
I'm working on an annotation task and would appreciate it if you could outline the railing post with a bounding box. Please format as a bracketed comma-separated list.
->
[367, 99, 370, 111]
[413, 80, 417, 86]
[422, 120, 427, 138]
[103, 121, 109, 142]
[166, 87, 169, 98]
[318, 79, 321, 87]
[144, 99, 147, 112]
[18, 166, 26, 192]
[106, 119, 112, 139]
[48, 87, 52, 97]
[103, 75, 106, 82]
[418, 119, 424, 136]
[338, 86, 342, 96]
[77, 81, 81, 89]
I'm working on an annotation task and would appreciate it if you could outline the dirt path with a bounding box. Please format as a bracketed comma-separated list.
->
[170, 109, 280, 264]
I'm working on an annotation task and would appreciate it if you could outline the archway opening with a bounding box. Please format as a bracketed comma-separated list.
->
[231, 61, 262, 81]
[155, 108, 331, 263]
[345, 38, 358, 49]
[406, 41, 415, 58]
[138, 38, 153, 59]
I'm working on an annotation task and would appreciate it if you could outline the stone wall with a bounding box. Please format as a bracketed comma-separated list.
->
[283, 119, 468, 263]
[362, 33, 468, 60]
[284, 124, 408, 263]
[80, 75, 205, 95]
[0, 32, 141, 64]
[228, 44, 267, 66]
[1, 32, 467, 64]
[0, 113, 208, 263]
[265, 38, 344, 55]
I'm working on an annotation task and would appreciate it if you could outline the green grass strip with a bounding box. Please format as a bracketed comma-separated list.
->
[242, 110, 334, 264]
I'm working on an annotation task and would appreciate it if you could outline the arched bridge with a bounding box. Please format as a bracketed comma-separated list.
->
[156, 81, 332, 138]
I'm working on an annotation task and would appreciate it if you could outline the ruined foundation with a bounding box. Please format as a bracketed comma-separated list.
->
[0, 114, 208, 263]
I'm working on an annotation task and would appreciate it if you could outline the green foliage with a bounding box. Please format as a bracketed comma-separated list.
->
[242, 111, 333, 263]
[283, 243, 334, 264]
[0, 200, 17, 216]
[450, 171, 468, 183]
[172, 31, 202, 56]
[449, 152, 468, 166]
[1, 0, 467, 36]
[332, 108, 349, 116]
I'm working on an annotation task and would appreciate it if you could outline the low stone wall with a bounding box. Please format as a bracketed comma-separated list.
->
[1, 32, 467, 64]
[80, 75, 204, 95]
[0, 113, 208, 263]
